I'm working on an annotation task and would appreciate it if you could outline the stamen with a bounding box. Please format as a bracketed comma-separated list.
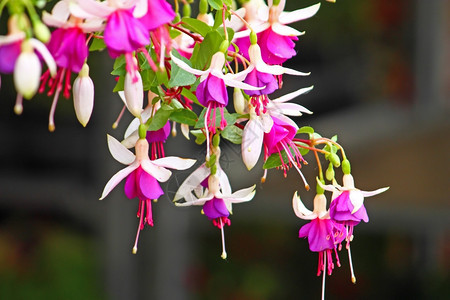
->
[48, 86, 61, 132]
[14, 93, 23, 115]
[281, 142, 309, 188]
[132, 200, 146, 254]
[112, 104, 127, 129]
[346, 227, 356, 283]
[220, 218, 227, 260]
[322, 251, 326, 300]
[205, 104, 211, 160]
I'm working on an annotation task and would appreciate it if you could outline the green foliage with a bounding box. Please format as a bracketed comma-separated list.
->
[168, 51, 197, 88]
[221, 125, 243, 144]
[181, 17, 212, 37]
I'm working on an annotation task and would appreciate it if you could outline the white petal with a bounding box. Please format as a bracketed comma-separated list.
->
[233, 23, 270, 38]
[181, 124, 190, 140]
[170, 53, 208, 76]
[121, 131, 139, 149]
[269, 102, 312, 116]
[224, 7, 246, 31]
[141, 160, 172, 182]
[259, 114, 274, 132]
[42, 11, 66, 28]
[226, 185, 256, 203]
[124, 72, 144, 118]
[217, 167, 232, 196]
[124, 118, 140, 140]
[271, 23, 304, 36]
[222, 75, 264, 90]
[173, 164, 210, 201]
[29, 38, 56, 77]
[14, 51, 41, 99]
[0, 32, 25, 46]
[175, 194, 213, 206]
[107, 134, 136, 165]
[226, 65, 255, 82]
[258, 63, 309, 76]
[76, 0, 114, 18]
[79, 18, 105, 33]
[99, 163, 139, 200]
[242, 119, 264, 170]
[133, 0, 148, 18]
[279, 3, 321, 24]
[271, 86, 314, 103]
[292, 191, 315, 219]
[349, 190, 365, 214]
[152, 156, 196, 170]
[360, 186, 390, 198]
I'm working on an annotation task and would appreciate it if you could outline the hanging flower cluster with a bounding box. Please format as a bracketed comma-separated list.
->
[0, 0, 388, 298]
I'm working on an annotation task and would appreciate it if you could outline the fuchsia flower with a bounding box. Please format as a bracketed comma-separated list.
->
[293, 191, 345, 299]
[75, 0, 150, 79]
[263, 115, 309, 187]
[174, 162, 256, 259]
[137, 0, 175, 31]
[100, 135, 196, 253]
[0, 32, 24, 74]
[170, 50, 262, 157]
[241, 86, 313, 170]
[235, 1, 321, 64]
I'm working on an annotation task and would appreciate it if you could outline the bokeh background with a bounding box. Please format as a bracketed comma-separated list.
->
[0, 0, 449, 299]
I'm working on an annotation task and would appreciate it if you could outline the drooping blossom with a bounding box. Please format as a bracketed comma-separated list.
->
[100, 135, 196, 253]
[174, 148, 256, 259]
[75, 0, 150, 80]
[318, 174, 389, 283]
[0, 32, 24, 74]
[293, 191, 345, 299]
[262, 115, 309, 187]
[170, 50, 261, 157]
[235, 1, 321, 64]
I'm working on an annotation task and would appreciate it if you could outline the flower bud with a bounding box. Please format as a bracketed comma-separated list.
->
[73, 63, 94, 127]
[342, 159, 351, 175]
[183, 3, 191, 17]
[14, 41, 41, 99]
[325, 163, 335, 181]
[124, 71, 144, 118]
[329, 152, 341, 168]
[233, 88, 247, 114]
[33, 21, 51, 43]
[199, 0, 208, 14]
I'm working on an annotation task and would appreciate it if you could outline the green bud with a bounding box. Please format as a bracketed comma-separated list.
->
[33, 21, 51, 43]
[199, 0, 208, 14]
[210, 164, 217, 175]
[213, 134, 220, 147]
[206, 154, 217, 168]
[138, 124, 148, 139]
[342, 159, 351, 175]
[250, 31, 257, 45]
[219, 40, 230, 54]
[325, 163, 335, 181]
[329, 153, 341, 168]
[273, 0, 281, 5]
[182, 3, 191, 17]
[316, 178, 325, 194]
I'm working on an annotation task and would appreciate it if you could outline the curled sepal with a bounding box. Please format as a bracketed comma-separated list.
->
[292, 191, 316, 220]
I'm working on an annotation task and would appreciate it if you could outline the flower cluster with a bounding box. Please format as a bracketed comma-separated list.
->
[0, 0, 388, 298]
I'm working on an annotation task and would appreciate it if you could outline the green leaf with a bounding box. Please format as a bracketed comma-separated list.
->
[221, 125, 242, 144]
[181, 87, 201, 106]
[263, 148, 297, 169]
[168, 51, 197, 88]
[112, 76, 124, 92]
[296, 142, 310, 156]
[89, 38, 106, 52]
[191, 30, 223, 69]
[297, 126, 314, 135]
[169, 109, 198, 126]
[208, 0, 222, 10]
[141, 69, 159, 90]
[181, 17, 212, 37]
[191, 129, 206, 144]
[148, 105, 174, 131]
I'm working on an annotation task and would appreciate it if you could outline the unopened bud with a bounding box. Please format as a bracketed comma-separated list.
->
[212, 134, 220, 147]
[33, 21, 50, 43]
[329, 152, 341, 168]
[233, 88, 246, 114]
[124, 70, 144, 118]
[14, 41, 41, 99]
[183, 3, 191, 17]
[199, 0, 208, 14]
[250, 31, 257, 45]
[219, 40, 230, 54]
[73, 64, 94, 127]
[325, 163, 335, 181]
[342, 159, 351, 175]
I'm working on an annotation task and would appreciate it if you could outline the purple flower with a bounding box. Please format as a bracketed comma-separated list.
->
[258, 27, 298, 65]
[0, 35, 22, 74]
[244, 68, 278, 96]
[196, 73, 228, 107]
[330, 190, 368, 226]
[203, 197, 230, 221]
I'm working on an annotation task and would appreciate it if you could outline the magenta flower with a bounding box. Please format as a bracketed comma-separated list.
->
[174, 163, 256, 259]
[234, 1, 321, 64]
[263, 116, 308, 187]
[100, 135, 196, 253]
[138, 0, 175, 31]
[293, 192, 345, 299]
